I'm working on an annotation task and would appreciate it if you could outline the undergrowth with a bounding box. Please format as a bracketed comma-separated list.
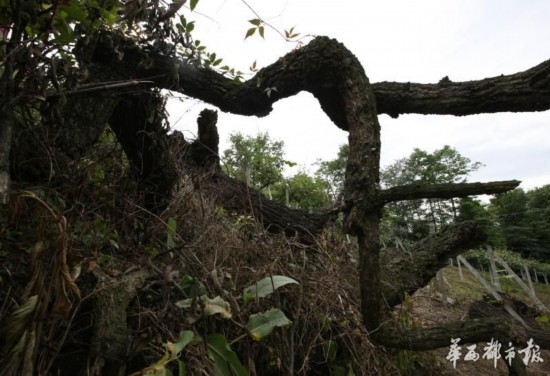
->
[0, 131, 447, 375]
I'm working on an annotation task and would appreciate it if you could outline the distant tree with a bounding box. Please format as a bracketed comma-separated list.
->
[222, 133, 330, 209]
[457, 197, 506, 248]
[490, 189, 535, 256]
[222, 132, 294, 193]
[491, 186, 550, 261]
[272, 171, 330, 210]
[381, 146, 482, 238]
[315, 145, 483, 242]
[525, 185, 550, 260]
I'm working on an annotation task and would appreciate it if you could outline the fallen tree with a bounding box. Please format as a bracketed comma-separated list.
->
[61, 31, 550, 353]
[2, 3, 550, 374]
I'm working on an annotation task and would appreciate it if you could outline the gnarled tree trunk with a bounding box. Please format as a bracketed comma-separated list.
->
[16, 31, 550, 355]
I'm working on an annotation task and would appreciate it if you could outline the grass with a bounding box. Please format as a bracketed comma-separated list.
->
[443, 264, 550, 309]
[412, 263, 550, 375]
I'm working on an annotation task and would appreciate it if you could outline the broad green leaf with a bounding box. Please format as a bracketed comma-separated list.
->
[258, 26, 264, 38]
[175, 297, 194, 309]
[242, 275, 298, 303]
[203, 296, 232, 318]
[244, 27, 256, 39]
[173, 330, 194, 353]
[248, 18, 261, 26]
[207, 334, 248, 376]
[190, 0, 199, 11]
[176, 295, 231, 318]
[246, 308, 292, 341]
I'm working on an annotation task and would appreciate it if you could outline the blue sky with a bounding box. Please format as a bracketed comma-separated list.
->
[167, 0, 550, 190]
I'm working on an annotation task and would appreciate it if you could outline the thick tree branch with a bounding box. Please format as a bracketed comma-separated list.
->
[381, 221, 486, 308]
[372, 58, 550, 118]
[109, 92, 178, 209]
[86, 32, 550, 126]
[376, 296, 550, 353]
[106, 93, 333, 234]
[470, 300, 550, 349]
[373, 318, 519, 351]
[87, 32, 351, 130]
[207, 170, 334, 237]
[380, 180, 521, 203]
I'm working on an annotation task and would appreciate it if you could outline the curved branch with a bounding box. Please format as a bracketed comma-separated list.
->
[88, 32, 354, 130]
[87, 32, 550, 125]
[380, 180, 521, 204]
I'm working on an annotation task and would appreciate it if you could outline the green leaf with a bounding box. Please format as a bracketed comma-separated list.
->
[173, 331, 194, 353]
[248, 18, 261, 26]
[332, 365, 347, 376]
[246, 309, 292, 341]
[175, 295, 232, 318]
[52, 22, 75, 44]
[167, 217, 177, 250]
[134, 338, 181, 375]
[167, 217, 177, 236]
[59, 1, 88, 23]
[243, 275, 298, 303]
[190, 0, 199, 11]
[203, 296, 232, 318]
[258, 26, 264, 38]
[175, 297, 195, 309]
[207, 334, 248, 376]
[244, 27, 256, 39]
[178, 360, 186, 376]
[179, 274, 206, 295]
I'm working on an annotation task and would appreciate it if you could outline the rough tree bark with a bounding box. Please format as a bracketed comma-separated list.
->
[23, 31, 550, 354]
[380, 180, 521, 203]
[86, 31, 550, 128]
[380, 221, 487, 308]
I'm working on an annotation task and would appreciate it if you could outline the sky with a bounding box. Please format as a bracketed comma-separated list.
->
[167, 0, 550, 190]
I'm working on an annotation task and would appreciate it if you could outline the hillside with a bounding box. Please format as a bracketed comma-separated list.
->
[411, 265, 550, 375]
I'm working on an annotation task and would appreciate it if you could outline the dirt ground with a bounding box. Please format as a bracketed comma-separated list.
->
[409, 266, 550, 375]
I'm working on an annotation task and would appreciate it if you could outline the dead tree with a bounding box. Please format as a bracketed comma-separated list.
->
[10, 31, 550, 352]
